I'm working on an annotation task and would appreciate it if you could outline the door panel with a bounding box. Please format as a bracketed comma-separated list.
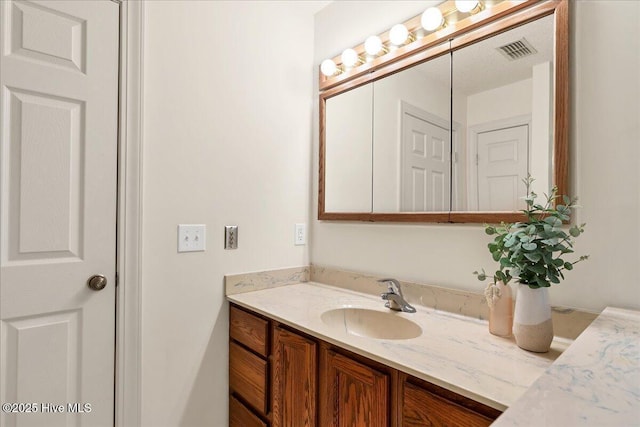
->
[320, 348, 389, 427]
[9, 0, 87, 72]
[0, 1, 119, 426]
[402, 113, 450, 212]
[6, 88, 84, 262]
[272, 326, 317, 427]
[476, 124, 529, 211]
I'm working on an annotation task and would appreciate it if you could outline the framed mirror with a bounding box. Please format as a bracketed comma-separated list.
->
[318, 0, 568, 223]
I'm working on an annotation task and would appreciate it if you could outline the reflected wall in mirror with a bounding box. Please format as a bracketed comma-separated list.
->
[452, 15, 554, 212]
[324, 83, 373, 212]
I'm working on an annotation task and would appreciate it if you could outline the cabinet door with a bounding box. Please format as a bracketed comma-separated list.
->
[402, 380, 497, 427]
[320, 347, 389, 427]
[272, 326, 317, 427]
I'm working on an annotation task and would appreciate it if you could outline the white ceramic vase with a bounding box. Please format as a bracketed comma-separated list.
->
[513, 284, 553, 353]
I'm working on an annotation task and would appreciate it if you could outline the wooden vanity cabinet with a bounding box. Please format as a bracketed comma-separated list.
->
[319, 343, 397, 427]
[229, 303, 501, 427]
[272, 326, 317, 427]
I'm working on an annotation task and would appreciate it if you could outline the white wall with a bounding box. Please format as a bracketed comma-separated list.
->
[312, 1, 640, 312]
[141, 2, 317, 425]
[325, 85, 373, 211]
[466, 78, 532, 126]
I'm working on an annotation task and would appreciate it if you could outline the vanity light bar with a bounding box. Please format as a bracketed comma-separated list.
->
[319, 0, 536, 86]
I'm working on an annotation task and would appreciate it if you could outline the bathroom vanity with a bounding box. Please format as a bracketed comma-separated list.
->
[229, 303, 501, 427]
[226, 279, 571, 427]
[226, 270, 639, 426]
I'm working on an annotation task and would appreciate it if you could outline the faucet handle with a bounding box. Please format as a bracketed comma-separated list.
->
[377, 278, 402, 295]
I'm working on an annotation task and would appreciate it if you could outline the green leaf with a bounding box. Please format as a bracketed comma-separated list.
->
[552, 258, 564, 267]
[485, 226, 496, 235]
[522, 242, 538, 251]
[529, 264, 547, 275]
[564, 262, 574, 271]
[544, 217, 562, 227]
[492, 251, 501, 262]
[500, 257, 513, 267]
[524, 252, 542, 262]
[535, 276, 549, 287]
[569, 226, 581, 237]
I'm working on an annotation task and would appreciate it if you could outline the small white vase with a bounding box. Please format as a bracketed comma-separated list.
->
[513, 284, 553, 353]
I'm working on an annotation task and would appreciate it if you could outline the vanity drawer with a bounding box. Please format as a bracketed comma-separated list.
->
[229, 341, 268, 415]
[402, 379, 498, 427]
[230, 395, 267, 427]
[230, 305, 269, 356]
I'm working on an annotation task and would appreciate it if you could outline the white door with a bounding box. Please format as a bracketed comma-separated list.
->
[401, 113, 450, 211]
[0, 1, 119, 426]
[476, 124, 529, 211]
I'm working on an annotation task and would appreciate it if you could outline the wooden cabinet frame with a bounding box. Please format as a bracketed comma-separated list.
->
[229, 303, 501, 426]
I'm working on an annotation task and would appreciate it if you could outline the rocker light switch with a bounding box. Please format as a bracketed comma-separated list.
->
[225, 225, 238, 249]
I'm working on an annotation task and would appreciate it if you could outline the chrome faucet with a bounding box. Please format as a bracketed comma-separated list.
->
[378, 278, 416, 313]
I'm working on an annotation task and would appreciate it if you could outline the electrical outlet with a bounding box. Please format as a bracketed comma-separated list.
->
[225, 225, 238, 249]
[295, 223, 306, 246]
[177, 224, 206, 252]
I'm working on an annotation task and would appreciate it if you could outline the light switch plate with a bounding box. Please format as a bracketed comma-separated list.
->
[177, 224, 206, 252]
[225, 225, 238, 249]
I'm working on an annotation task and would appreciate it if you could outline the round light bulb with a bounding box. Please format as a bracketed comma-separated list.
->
[421, 7, 444, 32]
[341, 48, 359, 67]
[364, 35, 383, 56]
[455, 0, 479, 13]
[389, 24, 409, 46]
[320, 59, 337, 77]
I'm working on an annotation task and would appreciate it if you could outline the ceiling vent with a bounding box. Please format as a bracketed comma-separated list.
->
[496, 38, 538, 61]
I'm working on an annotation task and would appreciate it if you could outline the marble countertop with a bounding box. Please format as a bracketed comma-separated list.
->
[493, 306, 640, 426]
[227, 282, 569, 411]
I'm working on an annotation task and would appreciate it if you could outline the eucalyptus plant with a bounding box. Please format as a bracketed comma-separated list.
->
[474, 176, 588, 289]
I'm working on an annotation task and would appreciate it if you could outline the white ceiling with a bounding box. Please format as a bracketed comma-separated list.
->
[412, 14, 554, 96]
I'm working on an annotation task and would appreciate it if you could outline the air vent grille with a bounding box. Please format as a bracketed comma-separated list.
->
[496, 38, 538, 61]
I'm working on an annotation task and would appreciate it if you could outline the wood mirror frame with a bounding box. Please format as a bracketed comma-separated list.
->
[318, 0, 568, 223]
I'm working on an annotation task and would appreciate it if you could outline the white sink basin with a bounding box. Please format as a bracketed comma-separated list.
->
[321, 308, 422, 340]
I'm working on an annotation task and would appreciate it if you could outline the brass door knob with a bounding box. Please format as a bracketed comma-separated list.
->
[87, 274, 107, 291]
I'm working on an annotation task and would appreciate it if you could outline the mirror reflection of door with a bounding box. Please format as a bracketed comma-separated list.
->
[454, 14, 554, 211]
[476, 124, 529, 211]
[372, 54, 451, 213]
[400, 105, 450, 212]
